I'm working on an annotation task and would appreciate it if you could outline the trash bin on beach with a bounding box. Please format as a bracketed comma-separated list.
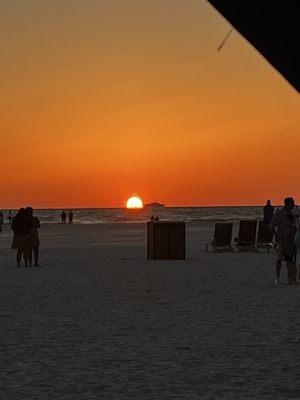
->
[147, 221, 185, 260]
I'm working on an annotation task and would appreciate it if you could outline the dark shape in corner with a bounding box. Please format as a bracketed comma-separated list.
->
[208, 1, 300, 93]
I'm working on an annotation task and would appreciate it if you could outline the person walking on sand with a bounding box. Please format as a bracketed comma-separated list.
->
[68, 210, 73, 224]
[26, 207, 41, 267]
[263, 200, 274, 224]
[11, 208, 32, 267]
[8, 210, 12, 225]
[269, 197, 297, 284]
[61, 211, 66, 223]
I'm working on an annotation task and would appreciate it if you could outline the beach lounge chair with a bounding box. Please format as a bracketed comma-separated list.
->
[206, 222, 233, 252]
[256, 221, 274, 252]
[235, 220, 257, 251]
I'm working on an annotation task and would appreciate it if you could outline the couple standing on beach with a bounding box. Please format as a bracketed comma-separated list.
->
[269, 197, 300, 284]
[61, 210, 73, 224]
[11, 207, 41, 267]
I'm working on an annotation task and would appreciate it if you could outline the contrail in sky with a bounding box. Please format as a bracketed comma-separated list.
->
[217, 27, 233, 52]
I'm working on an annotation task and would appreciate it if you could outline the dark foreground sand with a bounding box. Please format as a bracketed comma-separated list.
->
[0, 223, 300, 399]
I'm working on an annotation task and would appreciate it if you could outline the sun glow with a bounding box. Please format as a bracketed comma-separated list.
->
[126, 196, 143, 209]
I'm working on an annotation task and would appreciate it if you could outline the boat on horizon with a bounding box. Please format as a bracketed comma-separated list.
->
[144, 202, 165, 211]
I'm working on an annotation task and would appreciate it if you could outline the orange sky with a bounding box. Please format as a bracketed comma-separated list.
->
[1, 0, 299, 208]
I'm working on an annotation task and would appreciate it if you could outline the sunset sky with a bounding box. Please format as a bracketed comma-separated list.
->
[1, 0, 299, 208]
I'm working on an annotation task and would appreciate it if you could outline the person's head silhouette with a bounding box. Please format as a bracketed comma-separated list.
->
[284, 197, 295, 211]
[26, 207, 33, 217]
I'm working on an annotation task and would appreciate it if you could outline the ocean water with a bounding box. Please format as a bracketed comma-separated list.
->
[0, 206, 276, 224]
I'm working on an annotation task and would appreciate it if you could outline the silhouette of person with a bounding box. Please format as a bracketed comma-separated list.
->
[61, 211, 66, 223]
[263, 200, 274, 223]
[0, 211, 3, 234]
[294, 205, 300, 280]
[269, 197, 297, 284]
[26, 207, 41, 267]
[11, 208, 32, 267]
[8, 210, 12, 225]
[150, 215, 155, 221]
[155, 216, 159, 221]
[68, 210, 73, 224]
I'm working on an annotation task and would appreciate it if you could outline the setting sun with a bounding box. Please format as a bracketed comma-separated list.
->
[126, 196, 143, 209]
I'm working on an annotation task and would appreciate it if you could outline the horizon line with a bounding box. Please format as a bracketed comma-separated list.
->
[0, 204, 281, 210]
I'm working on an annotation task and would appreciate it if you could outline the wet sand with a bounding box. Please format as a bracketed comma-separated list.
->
[0, 223, 300, 399]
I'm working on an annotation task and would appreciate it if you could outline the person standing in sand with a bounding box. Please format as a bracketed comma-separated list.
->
[11, 208, 32, 267]
[61, 211, 66, 223]
[8, 210, 13, 225]
[0, 211, 3, 234]
[263, 200, 274, 223]
[269, 197, 297, 284]
[293, 205, 300, 281]
[68, 210, 73, 224]
[26, 207, 41, 267]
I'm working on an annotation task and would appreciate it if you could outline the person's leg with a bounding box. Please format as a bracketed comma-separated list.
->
[34, 245, 40, 266]
[275, 259, 282, 282]
[292, 263, 297, 282]
[295, 250, 300, 280]
[28, 246, 33, 266]
[17, 249, 22, 267]
[293, 251, 298, 282]
[286, 261, 297, 283]
[23, 250, 29, 267]
[287, 261, 291, 282]
[289, 261, 297, 283]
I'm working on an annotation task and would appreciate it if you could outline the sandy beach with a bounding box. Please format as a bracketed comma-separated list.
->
[0, 222, 300, 399]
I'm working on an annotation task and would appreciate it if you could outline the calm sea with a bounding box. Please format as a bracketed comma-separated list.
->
[0, 206, 276, 224]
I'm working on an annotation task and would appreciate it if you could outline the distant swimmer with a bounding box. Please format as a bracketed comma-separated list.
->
[61, 211, 66, 223]
[68, 210, 74, 224]
[263, 200, 274, 224]
[26, 207, 41, 267]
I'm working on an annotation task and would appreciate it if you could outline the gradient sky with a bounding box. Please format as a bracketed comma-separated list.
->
[1, 0, 299, 208]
